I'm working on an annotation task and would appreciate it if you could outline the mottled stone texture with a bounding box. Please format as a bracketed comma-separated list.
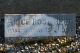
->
[0, 18, 4, 43]
[0, 0, 80, 43]
[0, 0, 80, 14]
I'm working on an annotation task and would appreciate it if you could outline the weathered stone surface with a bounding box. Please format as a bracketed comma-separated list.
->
[0, 0, 80, 14]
